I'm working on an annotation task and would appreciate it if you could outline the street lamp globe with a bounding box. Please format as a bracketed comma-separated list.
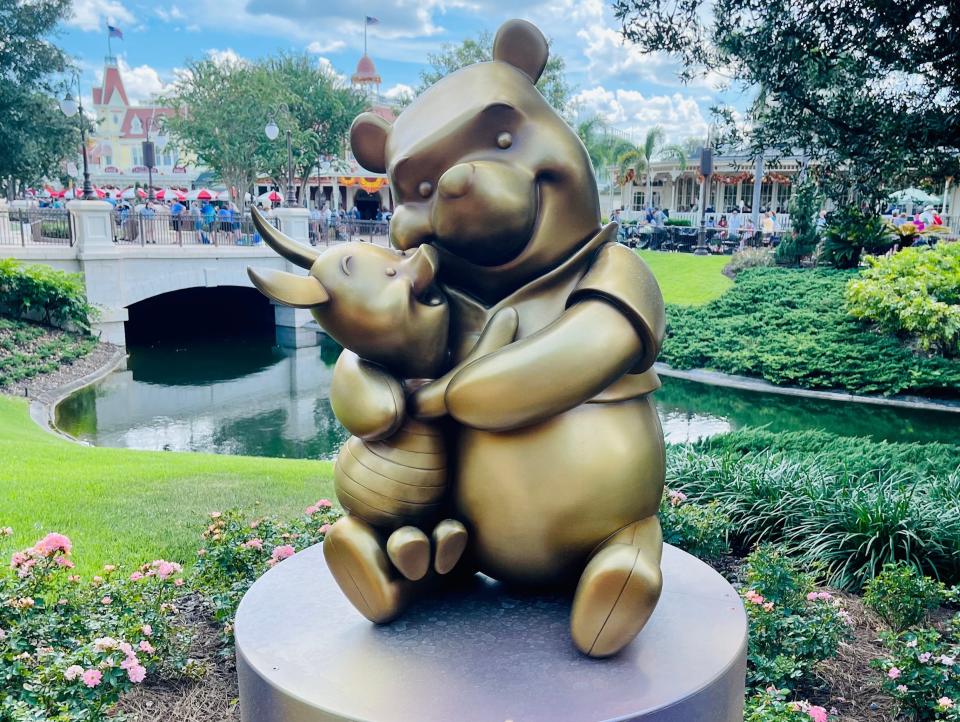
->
[59, 93, 79, 118]
[264, 120, 280, 141]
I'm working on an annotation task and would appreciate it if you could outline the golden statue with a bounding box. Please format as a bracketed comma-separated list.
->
[248, 17, 666, 658]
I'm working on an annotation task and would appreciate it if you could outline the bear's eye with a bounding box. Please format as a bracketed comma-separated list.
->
[497, 132, 513, 149]
[418, 181, 433, 198]
[385, 267, 397, 277]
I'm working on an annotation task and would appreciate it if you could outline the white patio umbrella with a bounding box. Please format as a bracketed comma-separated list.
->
[121, 187, 147, 200]
[888, 187, 940, 205]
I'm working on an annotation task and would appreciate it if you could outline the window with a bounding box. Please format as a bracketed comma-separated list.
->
[132, 147, 142, 166]
[723, 184, 738, 211]
[632, 191, 645, 212]
[130, 116, 143, 134]
[112, 114, 119, 126]
[760, 182, 774, 210]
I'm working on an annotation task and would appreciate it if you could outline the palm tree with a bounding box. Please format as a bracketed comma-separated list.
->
[661, 143, 691, 172]
[617, 127, 665, 209]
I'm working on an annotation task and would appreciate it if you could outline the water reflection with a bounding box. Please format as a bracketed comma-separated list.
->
[55, 338, 959, 460]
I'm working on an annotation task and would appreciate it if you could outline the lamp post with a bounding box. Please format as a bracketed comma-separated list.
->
[142, 109, 157, 202]
[265, 105, 297, 208]
[59, 72, 95, 201]
[694, 132, 714, 256]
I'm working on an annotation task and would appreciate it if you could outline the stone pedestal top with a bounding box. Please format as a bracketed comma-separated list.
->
[236, 543, 747, 722]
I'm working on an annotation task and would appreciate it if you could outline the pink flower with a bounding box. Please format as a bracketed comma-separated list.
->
[209, 511, 222, 519]
[887, 667, 901, 679]
[139, 640, 155, 654]
[0, 628, 5, 641]
[174, 578, 184, 586]
[68, 574, 81, 583]
[196, 548, 207, 557]
[91, 575, 103, 584]
[667, 490, 687, 507]
[102, 564, 116, 572]
[271, 545, 296, 564]
[316, 499, 333, 508]
[10, 551, 29, 569]
[55, 557, 75, 568]
[243, 538, 263, 550]
[906, 639, 918, 648]
[816, 591, 832, 601]
[806, 592, 818, 601]
[130, 571, 144, 581]
[119, 642, 135, 658]
[148, 559, 182, 580]
[919, 652, 932, 663]
[319, 524, 332, 534]
[81, 669, 102, 688]
[896, 685, 908, 693]
[64, 665, 84, 681]
[939, 655, 956, 666]
[744, 590, 765, 605]
[762, 601, 775, 612]
[127, 663, 147, 683]
[100, 596, 112, 605]
[937, 697, 954, 710]
[806, 706, 828, 722]
[141, 624, 153, 636]
[33, 533, 72, 557]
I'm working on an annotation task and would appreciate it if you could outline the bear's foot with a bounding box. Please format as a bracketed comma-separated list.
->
[323, 516, 412, 623]
[570, 517, 663, 658]
[387, 526, 431, 581]
[432, 518, 468, 575]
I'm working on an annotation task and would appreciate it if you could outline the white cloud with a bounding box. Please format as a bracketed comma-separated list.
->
[68, 0, 134, 32]
[572, 86, 709, 142]
[316, 57, 347, 84]
[155, 6, 185, 22]
[383, 83, 414, 99]
[92, 58, 175, 105]
[205, 48, 245, 66]
[307, 40, 346, 54]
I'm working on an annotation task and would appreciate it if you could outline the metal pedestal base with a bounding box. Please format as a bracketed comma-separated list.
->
[236, 543, 747, 722]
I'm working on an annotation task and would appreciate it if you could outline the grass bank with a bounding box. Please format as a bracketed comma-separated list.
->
[0, 395, 334, 574]
[637, 250, 732, 305]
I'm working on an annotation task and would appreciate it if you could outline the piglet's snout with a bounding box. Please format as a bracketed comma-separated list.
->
[437, 163, 475, 200]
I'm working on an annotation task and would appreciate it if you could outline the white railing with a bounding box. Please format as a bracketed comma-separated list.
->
[623, 210, 793, 232]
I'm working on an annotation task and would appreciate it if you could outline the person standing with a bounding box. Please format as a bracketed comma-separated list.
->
[170, 198, 186, 244]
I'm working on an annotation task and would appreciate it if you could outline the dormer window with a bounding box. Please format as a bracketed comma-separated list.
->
[130, 116, 143, 134]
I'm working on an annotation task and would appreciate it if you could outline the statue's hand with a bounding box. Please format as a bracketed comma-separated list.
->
[409, 307, 519, 419]
[330, 351, 405, 441]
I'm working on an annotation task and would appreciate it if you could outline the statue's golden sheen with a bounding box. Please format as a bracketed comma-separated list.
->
[249, 19, 667, 658]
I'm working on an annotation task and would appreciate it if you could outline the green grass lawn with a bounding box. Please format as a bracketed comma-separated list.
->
[0, 395, 334, 574]
[637, 250, 732, 306]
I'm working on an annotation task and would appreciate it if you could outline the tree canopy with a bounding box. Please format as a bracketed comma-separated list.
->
[161, 53, 365, 208]
[613, 0, 960, 204]
[416, 30, 571, 113]
[0, 0, 80, 196]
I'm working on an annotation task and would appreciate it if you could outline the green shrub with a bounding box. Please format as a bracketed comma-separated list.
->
[818, 207, 893, 269]
[665, 218, 693, 227]
[0, 317, 97, 387]
[873, 617, 960, 721]
[745, 687, 834, 721]
[0, 259, 93, 332]
[659, 488, 732, 560]
[847, 243, 960, 356]
[192, 502, 341, 650]
[662, 267, 960, 397]
[741, 545, 852, 691]
[864, 562, 948, 632]
[0, 531, 192, 721]
[775, 180, 821, 266]
[667, 444, 960, 590]
[724, 248, 775, 276]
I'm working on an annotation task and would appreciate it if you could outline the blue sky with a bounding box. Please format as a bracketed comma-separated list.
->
[57, 0, 745, 143]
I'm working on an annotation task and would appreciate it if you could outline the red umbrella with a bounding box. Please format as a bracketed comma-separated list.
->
[188, 188, 214, 201]
[258, 190, 283, 203]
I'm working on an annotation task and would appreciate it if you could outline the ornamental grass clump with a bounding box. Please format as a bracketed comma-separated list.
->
[847, 243, 960, 356]
[0, 531, 190, 721]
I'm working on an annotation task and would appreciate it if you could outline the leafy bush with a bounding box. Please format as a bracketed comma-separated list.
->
[667, 445, 960, 590]
[0, 531, 190, 721]
[662, 268, 960, 397]
[745, 686, 834, 721]
[864, 562, 949, 632]
[695, 429, 960, 480]
[741, 545, 852, 691]
[0, 259, 93, 332]
[873, 617, 960, 721]
[818, 208, 893, 269]
[724, 247, 775, 276]
[847, 243, 960, 356]
[775, 180, 821, 266]
[0, 317, 97, 387]
[659, 488, 731, 560]
[192, 502, 341, 650]
[665, 218, 693, 227]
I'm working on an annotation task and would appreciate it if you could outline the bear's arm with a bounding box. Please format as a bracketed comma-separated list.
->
[444, 299, 642, 431]
[329, 351, 406, 441]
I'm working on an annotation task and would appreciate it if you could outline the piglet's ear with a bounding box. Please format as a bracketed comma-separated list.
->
[492, 19, 549, 83]
[350, 113, 391, 174]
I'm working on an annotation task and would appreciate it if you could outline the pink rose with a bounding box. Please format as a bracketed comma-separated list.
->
[82, 669, 103, 688]
[129, 571, 144, 581]
[64, 665, 84, 681]
[127, 663, 147, 683]
[33, 532, 72, 557]
[887, 667, 901, 679]
[806, 592, 818, 601]
[319, 524, 332, 534]
[141, 624, 153, 636]
[937, 697, 954, 710]
[139, 640, 155, 654]
[174, 578, 184, 586]
[807, 706, 828, 722]
[919, 652, 932, 663]
[243, 539, 263, 550]
[896, 685, 908, 693]
[55, 557, 75, 568]
[271, 545, 296, 563]
[100, 596, 112, 605]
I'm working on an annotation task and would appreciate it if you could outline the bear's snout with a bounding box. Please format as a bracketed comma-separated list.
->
[438, 163, 475, 200]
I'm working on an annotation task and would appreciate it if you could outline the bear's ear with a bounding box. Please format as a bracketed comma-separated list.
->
[350, 113, 391, 174]
[492, 19, 549, 83]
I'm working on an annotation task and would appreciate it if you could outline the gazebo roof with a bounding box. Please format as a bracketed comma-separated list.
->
[352, 54, 381, 85]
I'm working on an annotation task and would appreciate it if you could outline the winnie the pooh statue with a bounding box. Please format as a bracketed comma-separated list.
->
[251, 18, 666, 658]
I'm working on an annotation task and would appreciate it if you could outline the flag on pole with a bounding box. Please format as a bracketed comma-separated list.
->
[365, 16, 379, 25]
[107, 25, 124, 39]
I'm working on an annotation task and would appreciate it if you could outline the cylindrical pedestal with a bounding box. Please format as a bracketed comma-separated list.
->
[236, 543, 747, 722]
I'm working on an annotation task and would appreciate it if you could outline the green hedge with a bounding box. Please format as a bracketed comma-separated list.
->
[661, 267, 960, 397]
[0, 258, 93, 332]
[0, 317, 97, 387]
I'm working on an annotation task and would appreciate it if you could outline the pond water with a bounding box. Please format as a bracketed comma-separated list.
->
[55, 336, 959, 460]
